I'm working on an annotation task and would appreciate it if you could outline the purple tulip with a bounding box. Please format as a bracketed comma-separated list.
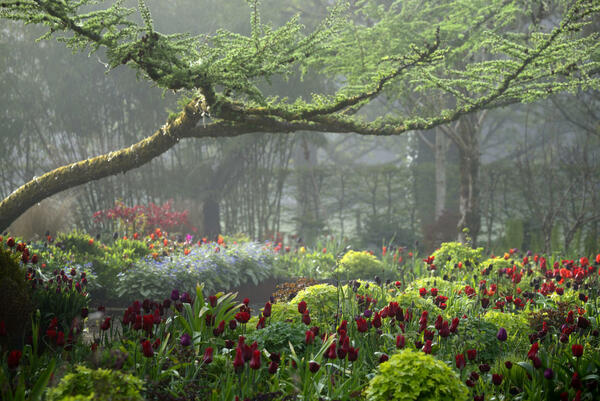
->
[497, 327, 507, 342]
[544, 368, 554, 380]
[171, 289, 180, 301]
[180, 333, 191, 347]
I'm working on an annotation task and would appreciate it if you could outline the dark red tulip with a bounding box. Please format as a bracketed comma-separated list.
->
[572, 344, 583, 358]
[379, 353, 389, 363]
[249, 350, 261, 370]
[101, 317, 111, 331]
[302, 311, 311, 325]
[7, 350, 22, 369]
[268, 361, 278, 374]
[396, 334, 405, 349]
[309, 361, 320, 373]
[298, 301, 307, 314]
[263, 302, 272, 318]
[233, 347, 245, 372]
[467, 349, 477, 360]
[356, 317, 368, 332]
[492, 373, 503, 386]
[214, 320, 225, 336]
[456, 354, 466, 369]
[348, 346, 359, 361]
[305, 330, 315, 345]
[141, 340, 153, 357]
[325, 342, 337, 360]
[203, 347, 214, 364]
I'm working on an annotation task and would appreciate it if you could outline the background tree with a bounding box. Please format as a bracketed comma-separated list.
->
[0, 0, 599, 252]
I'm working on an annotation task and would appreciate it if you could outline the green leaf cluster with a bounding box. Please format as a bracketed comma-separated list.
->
[246, 320, 309, 355]
[46, 365, 145, 401]
[336, 249, 385, 279]
[365, 348, 469, 401]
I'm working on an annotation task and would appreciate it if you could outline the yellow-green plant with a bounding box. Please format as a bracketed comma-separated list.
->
[365, 349, 469, 401]
[46, 365, 145, 401]
[336, 250, 385, 279]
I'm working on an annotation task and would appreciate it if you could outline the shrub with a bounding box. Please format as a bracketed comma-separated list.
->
[365, 349, 469, 401]
[336, 250, 385, 279]
[289, 284, 339, 323]
[246, 321, 309, 355]
[46, 365, 145, 401]
[484, 310, 530, 353]
[430, 242, 483, 276]
[117, 241, 275, 299]
[0, 243, 33, 349]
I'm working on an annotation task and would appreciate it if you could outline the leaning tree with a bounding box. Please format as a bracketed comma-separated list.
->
[0, 0, 598, 235]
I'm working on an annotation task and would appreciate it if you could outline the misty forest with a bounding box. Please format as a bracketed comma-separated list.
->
[1, 0, 600, 400]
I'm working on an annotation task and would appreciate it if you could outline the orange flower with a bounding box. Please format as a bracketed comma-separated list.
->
[163, 239, 168, 246]
[149, 243, 154, 249]
[184, 248, 190, 256]
[88, 238, 94, 245]
[152, 252, 159, 260]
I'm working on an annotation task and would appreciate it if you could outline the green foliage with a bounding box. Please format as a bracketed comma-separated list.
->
[279, 249, 337, 278]
[461, 317, 503, 362]
[365, 349, 469, 401]
[336, 250, 385, 279]
[31, 281, 88, 337]
[430, 242, 484, 275]
[290, 284, 338, 322]
[116, 241, 276, 299]
[391, 291, 441, 318]
[483, 310, 531, 353]
[0, 244, 32, 348]
[56, 231, 103, 257]
[46, 365, 145, 401]
[246, 321, 309, 355]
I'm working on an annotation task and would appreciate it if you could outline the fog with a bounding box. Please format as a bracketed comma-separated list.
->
[1, 0, 598, 255]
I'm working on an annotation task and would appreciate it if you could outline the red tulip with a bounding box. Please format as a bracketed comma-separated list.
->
[203, 347, 214, 364]
[372, 312, 382, 328]
[233, 347, 245, 372]
[348, 346, 359, 361]
[7, 350, 22, 369]
[298, 300, 307, 314]
[101, 317, 111, 331]
[249, 350, 261, 370]
[356, 317, 368, 332]
[527, 342, 539, 360]
[572, 344, 584, 358]
[325, 342, 337, 360]
[256, 316, 266, 330]
[467, 349, 477, 360]
[305, 330, 315, 345]
[214, 320, 225, 336]
[396, 334, 405, 349]
[419, 288, 427, 297]
[309, 361, 320, 373]
[492, 373, 503, 386]
[56, 331, 65, 346]
[141, 340, 153, 357]
[263, 302, 272, 318]
[455, 353, 466, 369]
[235, 311, 250, 324]
[268, 361, 278, 374]
[302, 312, 311, 325]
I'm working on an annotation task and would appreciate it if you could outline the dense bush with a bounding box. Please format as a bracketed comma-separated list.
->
[46, 365, 145, 401]
[365, 349, 469, 401]
[336, 250, 385, 279]
[0, 241, 32, 348]
[116, 241, 276, 299]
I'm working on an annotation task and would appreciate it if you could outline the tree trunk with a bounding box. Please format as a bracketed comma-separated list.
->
[456, 124, 481, 245]
[434, 128, 448, 221]
[202, 198, 221, 238]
